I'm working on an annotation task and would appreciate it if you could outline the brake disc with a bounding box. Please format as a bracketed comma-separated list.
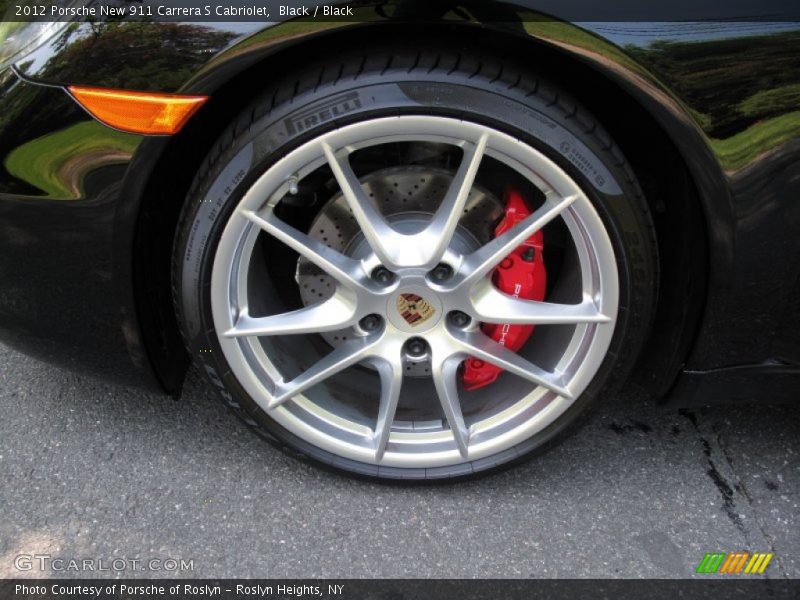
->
[296, 166, 503, 376]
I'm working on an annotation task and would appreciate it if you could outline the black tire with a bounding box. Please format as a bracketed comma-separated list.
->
[172, 43, 658, 480]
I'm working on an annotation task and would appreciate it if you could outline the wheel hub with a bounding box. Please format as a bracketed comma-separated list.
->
[389, 287, 442, 332]
[298, 166, 501, 376]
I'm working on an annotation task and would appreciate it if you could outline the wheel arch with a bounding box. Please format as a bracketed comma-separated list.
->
[130, 18, 718, 397]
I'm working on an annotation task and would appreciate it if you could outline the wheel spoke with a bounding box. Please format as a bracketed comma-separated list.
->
[224, 293, 358, 338]
[431, 353, 470, 458]
[241, 209, 367, 292]
[460, 193, 577, 287]
[371, 351, 404, 461]
[322, 142, 406, 268]
[422, 133, 489, 266]
[270, 336, 379, 408]
[471, 284, 611, 325]
[450, 329, 573, 398]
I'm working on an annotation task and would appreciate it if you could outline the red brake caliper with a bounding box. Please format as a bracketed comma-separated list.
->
[462, 187, 546, 390]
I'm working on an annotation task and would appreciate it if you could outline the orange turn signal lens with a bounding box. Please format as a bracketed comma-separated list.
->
[68, 86, 208, 135]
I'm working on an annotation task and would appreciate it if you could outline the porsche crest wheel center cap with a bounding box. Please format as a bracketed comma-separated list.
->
[397, 293, 435, 327]
[387, 286, 443, 333]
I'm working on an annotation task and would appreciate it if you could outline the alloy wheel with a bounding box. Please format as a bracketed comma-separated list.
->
[210, 116, 619, 469]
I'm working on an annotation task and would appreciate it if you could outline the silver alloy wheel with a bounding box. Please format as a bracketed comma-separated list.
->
[211, 116, 618, 469]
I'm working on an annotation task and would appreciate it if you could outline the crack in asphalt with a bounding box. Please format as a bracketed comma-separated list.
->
[712, 421, 788, 579]
[679, 408, 788, 579]
[679, 409, 748, 534]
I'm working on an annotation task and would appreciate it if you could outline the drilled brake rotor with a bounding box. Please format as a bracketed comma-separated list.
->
[296, 166, 504, 376]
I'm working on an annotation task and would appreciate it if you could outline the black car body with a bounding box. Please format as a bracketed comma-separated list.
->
[1, 1, 798, 477]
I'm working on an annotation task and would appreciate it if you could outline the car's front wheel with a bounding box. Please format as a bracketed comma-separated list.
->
[173, 45, 657, 479]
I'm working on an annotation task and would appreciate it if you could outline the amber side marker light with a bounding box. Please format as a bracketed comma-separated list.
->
[68, 86, 208, 135]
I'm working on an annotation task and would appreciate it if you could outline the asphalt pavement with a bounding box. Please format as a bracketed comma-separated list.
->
[0, 342, 797, 579]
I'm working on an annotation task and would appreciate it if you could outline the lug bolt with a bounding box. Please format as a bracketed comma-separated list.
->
[449, 311, 471, 328]
[359, 314, 382, 332]
[371, 267, 394, 284]
[521, 247, 536, 262]
[430, 263, 453, 282]
[405, 337, 428, 358]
